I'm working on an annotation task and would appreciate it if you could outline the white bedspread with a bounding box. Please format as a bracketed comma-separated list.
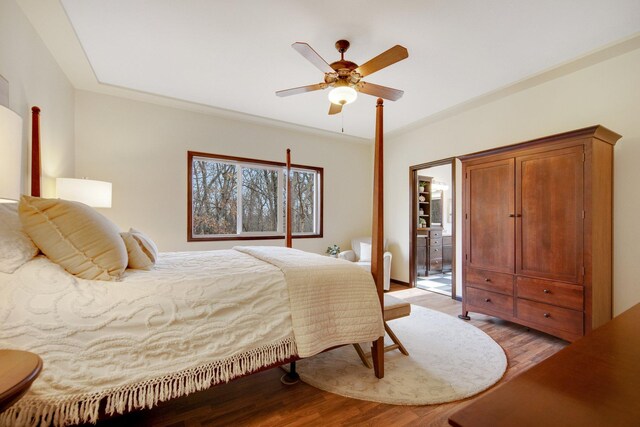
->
[0, 247, 383, 427]
[235, 246, 384, 357]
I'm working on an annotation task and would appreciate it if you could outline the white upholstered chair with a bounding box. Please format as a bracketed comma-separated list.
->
[338, 237, 392, 291]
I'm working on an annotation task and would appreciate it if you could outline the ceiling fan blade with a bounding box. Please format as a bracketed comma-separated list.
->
[292, 42, 334, 74]
[328, 102, 342, 115]
[357, 82, 404, 101]
[276, 83, 326, 97]
[355, 45, 408, 77]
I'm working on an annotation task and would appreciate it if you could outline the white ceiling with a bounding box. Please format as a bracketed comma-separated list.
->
[43, 1, 640, 138]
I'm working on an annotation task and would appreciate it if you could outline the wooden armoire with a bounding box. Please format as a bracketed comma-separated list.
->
[460, 126, 620, 341]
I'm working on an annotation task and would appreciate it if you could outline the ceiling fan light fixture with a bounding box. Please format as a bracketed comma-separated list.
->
[328, 86, 357, 105]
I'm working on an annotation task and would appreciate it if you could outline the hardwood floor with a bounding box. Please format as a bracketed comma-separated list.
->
[88, 286, 567, 427]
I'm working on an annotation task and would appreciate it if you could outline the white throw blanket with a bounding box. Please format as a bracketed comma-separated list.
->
[235, 247, 384, 357]
[0, 247, 383, 427]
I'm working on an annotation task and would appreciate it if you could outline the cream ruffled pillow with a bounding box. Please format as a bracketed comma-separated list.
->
[0, 203, 39, 273]
[19, 195, 127, 281]
[120, 228, 158, 270]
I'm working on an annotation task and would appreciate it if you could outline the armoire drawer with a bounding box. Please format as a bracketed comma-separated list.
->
[516, 299, 583, 336]
[430, 246, 442, 257]
[516, 277, 583, 310]
[466, 267, 514, 295]
[466, 287, 513, 317]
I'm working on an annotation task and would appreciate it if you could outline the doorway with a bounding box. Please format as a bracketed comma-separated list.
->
[409, 158, 456, 298]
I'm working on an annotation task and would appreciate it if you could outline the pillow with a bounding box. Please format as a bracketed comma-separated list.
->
[0, 203, 39, 273]
[120, 228, 158, 270]
[18, 195, 127, 281]
[359, 242, 372, 262]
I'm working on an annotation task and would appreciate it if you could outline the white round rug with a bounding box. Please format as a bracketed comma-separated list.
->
[293, 305, 507, 405]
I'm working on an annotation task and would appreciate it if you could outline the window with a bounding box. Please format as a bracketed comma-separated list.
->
[188, 151, 323, 241]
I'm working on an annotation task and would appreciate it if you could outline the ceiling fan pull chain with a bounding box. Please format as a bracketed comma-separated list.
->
[341, 109, 344, 133]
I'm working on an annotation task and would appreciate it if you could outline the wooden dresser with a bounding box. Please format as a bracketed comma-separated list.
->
[449, 303, 640, 427]
[417, 228, 444, 275]
[460, 126, 620, 341]
[427, 227, 443, 274]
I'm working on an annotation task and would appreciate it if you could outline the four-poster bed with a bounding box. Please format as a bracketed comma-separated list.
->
[30, 107, 41, 198]
[1, 101, 388, 426]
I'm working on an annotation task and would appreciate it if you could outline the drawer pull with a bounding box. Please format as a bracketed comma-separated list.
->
[484, 278, 491, 282]
[484, 298, 491, 302]
[543, 313, 551, 318]
[543, 289, 551, 294]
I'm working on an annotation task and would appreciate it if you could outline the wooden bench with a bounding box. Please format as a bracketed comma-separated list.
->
[354, 294, 411, 368]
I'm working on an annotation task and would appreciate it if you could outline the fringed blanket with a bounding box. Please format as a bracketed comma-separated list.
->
[0, 247, 382, 427]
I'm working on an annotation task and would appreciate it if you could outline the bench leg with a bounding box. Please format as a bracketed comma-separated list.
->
[353, 343, 373, 369]
[353, 321, 410, 368]
[384, 322, 409, 356]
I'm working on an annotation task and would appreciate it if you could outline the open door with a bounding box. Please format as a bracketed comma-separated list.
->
[409, 158, 456, 299]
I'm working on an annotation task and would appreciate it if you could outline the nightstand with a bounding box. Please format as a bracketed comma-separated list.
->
[0, 350, 43, 413]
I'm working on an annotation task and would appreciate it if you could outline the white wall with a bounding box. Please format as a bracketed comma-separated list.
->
[386, 45, 640, 316]
[75, 90, 373, 254]
[0, 0, 75, 196]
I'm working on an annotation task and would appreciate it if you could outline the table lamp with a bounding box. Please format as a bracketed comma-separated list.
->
[0, 105, 22, 203]
[56, 178, 112, 208]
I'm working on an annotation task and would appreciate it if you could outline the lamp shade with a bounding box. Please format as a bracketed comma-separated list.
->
[328, 86, 358, 105]
[0, 105, 22, 203]
[56, 178, 112, 208]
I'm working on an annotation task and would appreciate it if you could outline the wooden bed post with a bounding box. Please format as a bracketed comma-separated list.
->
[281, 148, 300, 385]
[286, 148, 292, 249]
[370, 98, 385, 379]
[31, 106, 41, 197]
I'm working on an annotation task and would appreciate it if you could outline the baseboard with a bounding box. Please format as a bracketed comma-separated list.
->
[390, 278, 411, 287]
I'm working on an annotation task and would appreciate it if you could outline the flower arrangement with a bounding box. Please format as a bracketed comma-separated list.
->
[326, 244, 341, 256]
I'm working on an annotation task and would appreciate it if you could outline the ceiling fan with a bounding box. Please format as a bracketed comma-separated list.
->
[276, 40, 408, 115]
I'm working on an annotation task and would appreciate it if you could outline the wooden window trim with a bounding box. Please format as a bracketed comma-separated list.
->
[187, 151, 324, 242]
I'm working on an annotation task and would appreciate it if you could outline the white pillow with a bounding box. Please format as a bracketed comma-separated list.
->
[121, 228, 158, 270]
[0, 203, 39, 273]
[130, 228, 158, 256]
[19, 196, 127, 281]
[359, 242, 372, 262]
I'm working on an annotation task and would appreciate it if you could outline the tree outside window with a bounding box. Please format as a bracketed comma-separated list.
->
[188, 152, 322, 241]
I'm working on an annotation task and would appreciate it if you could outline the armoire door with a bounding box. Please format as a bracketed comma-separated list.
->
[515, 145, 584, 283]
[465, 158, 515, 273]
